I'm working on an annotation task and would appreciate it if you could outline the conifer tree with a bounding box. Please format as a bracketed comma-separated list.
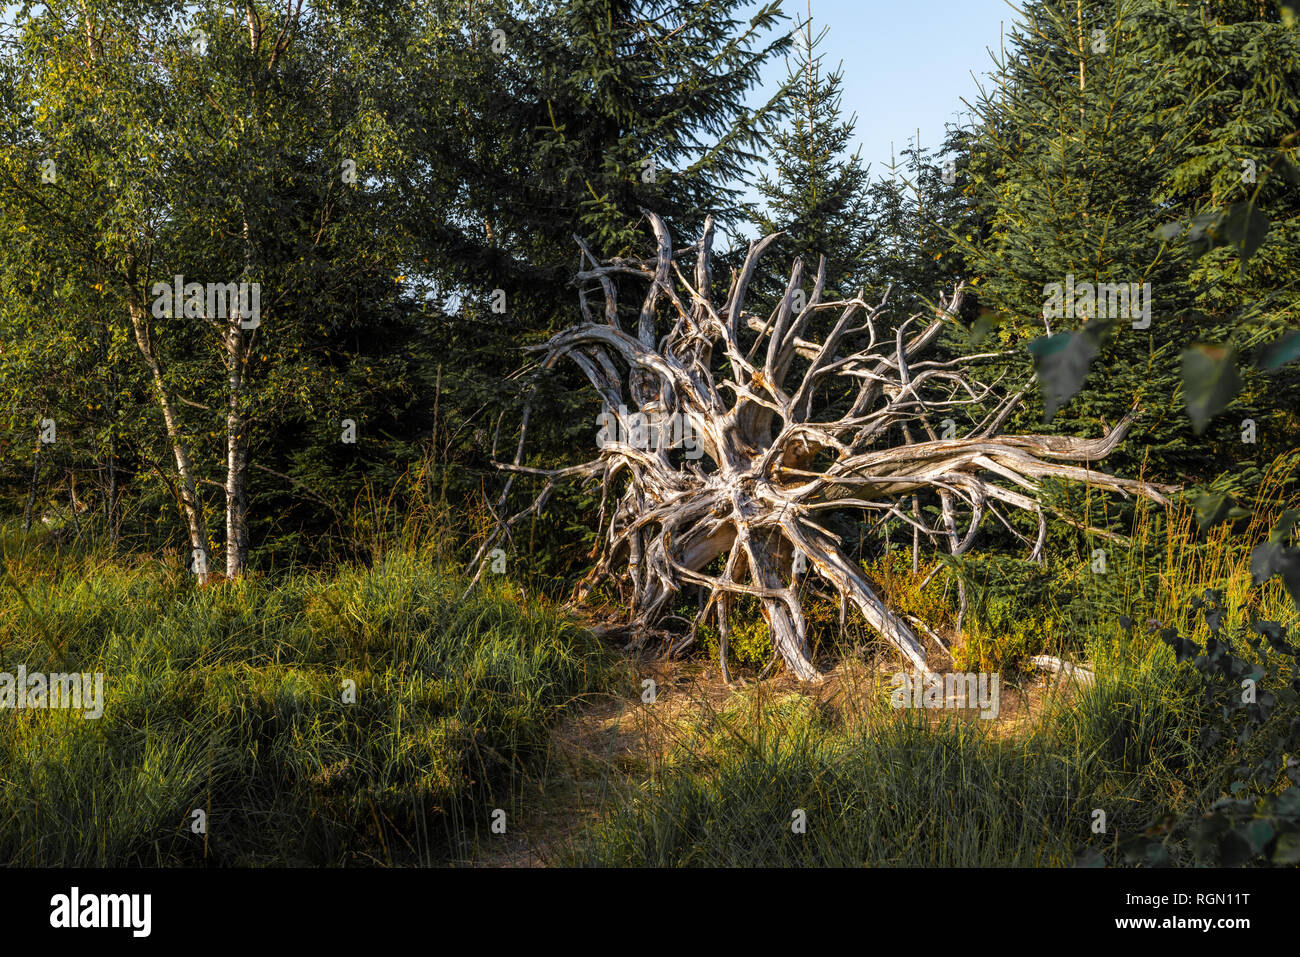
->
[404, 0, 795, 322]
[390, 1, 799, 575]
[953, 0, 1300, 489]
[748, 4, 872, 302]
[860, 138, 968, 320]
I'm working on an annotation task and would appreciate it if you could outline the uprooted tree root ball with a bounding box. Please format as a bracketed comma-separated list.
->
[474, 212, 1176, 681]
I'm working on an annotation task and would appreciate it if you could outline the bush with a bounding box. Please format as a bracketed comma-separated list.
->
[1081, 584, 1300, 866]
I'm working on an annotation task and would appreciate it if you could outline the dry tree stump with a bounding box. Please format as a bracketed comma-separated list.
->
[471, 212, 1174, 682]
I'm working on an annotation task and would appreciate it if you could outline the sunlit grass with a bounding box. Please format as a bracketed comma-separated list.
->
[0, 542, 609, 866]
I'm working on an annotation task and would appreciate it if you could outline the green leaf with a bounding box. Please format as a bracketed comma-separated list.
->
[1182, 203, 1269, 267]
[1219, 201, 1270, 268]
[1027, 330, 1099, 422]
[1250, 542, 1300, 610]
[1185, 210, 1224, 259]
[1161, 627, 1201, 664]
[1277, 786, 1300, 817]
[1194, 492, 1249, 531]
[1181, 344, 1242, 434]
[1244, 818, 1275, 854]
[1252, 620, 1294, 655]
[1270, 509, 1300, 545]
[1258, 330, 1300, 371]
[1272, 831, 1300, 865]
[968, 307, 1002, 348]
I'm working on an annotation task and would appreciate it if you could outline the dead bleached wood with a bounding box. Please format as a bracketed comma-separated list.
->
[478, 212, 1175, 682]
[1030, 655, 1097, 685]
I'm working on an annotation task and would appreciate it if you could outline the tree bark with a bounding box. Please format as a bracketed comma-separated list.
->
[223, 221, 254, 579]
[22, 442, 40, 533]
[125, 279, 212, 584]
[224, 315, 249, 578]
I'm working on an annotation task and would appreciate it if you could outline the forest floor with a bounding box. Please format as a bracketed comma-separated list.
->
[471, 648, 1088, 867]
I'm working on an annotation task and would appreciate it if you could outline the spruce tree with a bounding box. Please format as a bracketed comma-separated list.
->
[402, 0, 795, 325]
[953, 0, 1300, 489]
[748, 5, 872, 302]
[861, 138, 968, 320]
[388, 0, 798, 578]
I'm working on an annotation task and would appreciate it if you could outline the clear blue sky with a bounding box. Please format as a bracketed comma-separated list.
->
[754, 0, 1023, 176]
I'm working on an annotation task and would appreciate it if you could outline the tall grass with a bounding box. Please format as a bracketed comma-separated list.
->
[0, 538, 609, 866]
[571, 644, 1202, 866]
[4, 448, 1294, 868]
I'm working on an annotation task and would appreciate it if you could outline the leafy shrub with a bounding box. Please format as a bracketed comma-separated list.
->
[1078, 511, 1300, 866]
